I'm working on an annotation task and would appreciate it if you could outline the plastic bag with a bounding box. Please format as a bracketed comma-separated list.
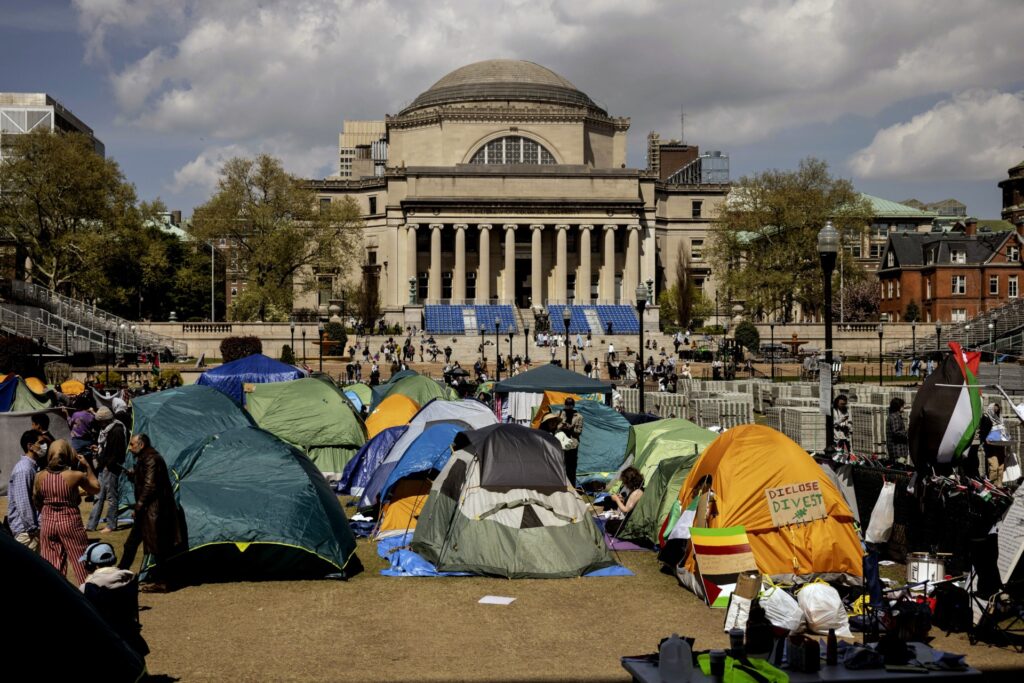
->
[1004, 452, 1022, 484]
[797, 582, 853, 637]
[865, 481, 895, 544]
[760, 584, 804, 634]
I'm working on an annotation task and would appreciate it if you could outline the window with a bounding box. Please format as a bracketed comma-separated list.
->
[442, 271, 453, 299]
[926, 279, 932, 300]
[926, 250, 935, 265]
[896, 281, 901, 298]
[1011, 276, 1019, 299]
[368, 196, 377, 215]
[887, 281, 894, 299]
[1008, 246, 1020, 262]
[417, 272, 428, 301]
[466, 272, 476, 300]
[690, 239, 704, 261]
[317, 275, 332, 306]
[951, 250, 966, 264]
[319, 197, 331, 212]
[468, 136, 556, 165]
[871, 223, 890, 238]
[692, 200, 703, 218]
[880, 282, 886, 300]
[990, 276, 999, 296]
[870, 244, 884, 259]
[952, 308, 967, 322]
[230, 287, 238, 297]
[693, 277, 705, 291]
[846, 244, 862, 258]
[886, 251, 894, 267]
[952, 275, 966, 295]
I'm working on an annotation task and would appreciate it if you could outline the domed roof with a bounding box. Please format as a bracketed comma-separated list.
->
[400, 59, 602, 115]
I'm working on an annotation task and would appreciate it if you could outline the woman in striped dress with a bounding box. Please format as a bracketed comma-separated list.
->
[33, 439, 100, 583]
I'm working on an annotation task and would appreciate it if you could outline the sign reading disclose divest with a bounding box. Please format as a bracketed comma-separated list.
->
[765, 481, 826, 527]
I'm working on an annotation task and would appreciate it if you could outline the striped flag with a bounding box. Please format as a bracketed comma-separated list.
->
[665, 496, 701, 543]
[690, 526, 757, 608]
[908, 341, 982, 467]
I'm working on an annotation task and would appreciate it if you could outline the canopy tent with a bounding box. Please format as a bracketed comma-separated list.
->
[619, 418, 716, 488]
[535, 399, 632, 485]
[344, 383, 373, 410]
[338, 426, 407, 497]
[0, 408, 71, 494]
[615, 454, 697, 546]
[2, 532, 147, 679]
[493, 364, 612, 395]
[195, 353, 304, 403]
[359, 399, 498, 508]
[411, 424, 617, 579]
[668, 425, 862, 592]
[155, 425, 360, 582]
[370, 373, 456, 410]
[365, 394, 420, 439]
[247, 377, 367, 480]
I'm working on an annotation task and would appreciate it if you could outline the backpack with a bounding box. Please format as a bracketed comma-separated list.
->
[932, 583, 972, 633]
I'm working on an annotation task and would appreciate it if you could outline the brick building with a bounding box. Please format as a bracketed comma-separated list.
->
[1000, 159, 1024, 225]
[878, 219, 1024, 323]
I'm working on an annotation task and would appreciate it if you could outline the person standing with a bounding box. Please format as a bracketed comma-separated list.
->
[8, 430, 46, 550]
[31, 412, 54, 443]
[978, 403, 1008, 485]
[86, 407, 128, 533]
[33, 440, 99, 583]
[119, 433, 186, 590]
[885, 398, 909, 465]
[558, 398, 584, 486]
[833, 395, 853, 455]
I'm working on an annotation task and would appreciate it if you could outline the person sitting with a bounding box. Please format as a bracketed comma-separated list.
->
[601, 467, 645, 536]
[79, 542, 149, 658]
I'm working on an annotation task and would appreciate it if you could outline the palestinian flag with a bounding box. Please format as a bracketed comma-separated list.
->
[664, 496, 700, 543]
[908, 341, 982, 468]
[690, 526, 757, 608]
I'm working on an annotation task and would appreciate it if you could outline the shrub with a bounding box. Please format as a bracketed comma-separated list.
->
[323, 322, 347, 355]
[280, 344, 296, 365]
[220, 336, 263, 363]
[734, 320, 761, 352]
[97, 370, 122, 387]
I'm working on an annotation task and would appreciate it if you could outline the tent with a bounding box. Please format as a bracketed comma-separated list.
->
[60, 379, 86, 396]
[2, 531, 147, 680]
[338, 425, 407, 496]
[247, 377, 367, 480]
[344, 383, 373, 411]
[12, 378, 53, 412]
[153, 425, 360, 582]
[493, 363, 612, 395]
[195, 353, 304, 403]
[669, 425, 862, 592]
[411, 424, 617, 578]
[24, 377, 47, 394]
[371, 373, 455, 410]
[359, 399, 498, 508]
[534, 399, 631, 485]
[365, 394, 420, 439]
[615, 454, 696, 546]
[0, 375, 17, 411]
[621, 418, 716, 487]
[0, 408, 71, 495]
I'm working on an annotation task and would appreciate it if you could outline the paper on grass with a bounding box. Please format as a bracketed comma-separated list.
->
[479, 595, 516, 605]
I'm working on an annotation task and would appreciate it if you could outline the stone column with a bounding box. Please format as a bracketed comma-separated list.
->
[579, 224, 593, 304]
[428, 223, 442, 302]
[503, 224, 516, 303]
[625, 224, 640, 302]
[531, 224, 544, 307]
[453, 224, 467, 302]
[602, 224, 617, 302]
[477, 224, 491, 303]
[555, 224, 569, 303]
[406, 224, 418, 299]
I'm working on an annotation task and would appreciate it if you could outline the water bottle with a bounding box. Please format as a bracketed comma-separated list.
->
[659, 633, 693, 682]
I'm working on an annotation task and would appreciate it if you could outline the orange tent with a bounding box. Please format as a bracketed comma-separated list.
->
[25, 377, 47, 394]
[60, 380, 86, 396]
[675, 424, 862, 584]
[376, 478, 432, 538]
[365, 394, 419, 439]
[529, 391, 582, 429]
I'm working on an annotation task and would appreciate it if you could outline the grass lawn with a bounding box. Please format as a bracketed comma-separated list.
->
[5, 498, 1023, 681]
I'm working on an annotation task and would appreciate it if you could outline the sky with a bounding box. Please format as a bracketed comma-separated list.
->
[2, 0, 1023, 219]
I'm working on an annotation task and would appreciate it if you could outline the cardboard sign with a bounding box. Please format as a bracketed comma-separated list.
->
[765, 481, 826, 527]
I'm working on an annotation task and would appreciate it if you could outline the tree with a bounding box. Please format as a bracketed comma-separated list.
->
[834, 279, 881, 322]
[734, 320, 760, 352]
[0, 129, 144, 293]
[904, 299, 921, 323]
[711, 158, 873, 322]
[190, 154, 363, 321]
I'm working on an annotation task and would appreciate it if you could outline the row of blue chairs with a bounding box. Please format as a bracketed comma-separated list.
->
[595, 305, 640, 334]
[424, 305, 518, 334]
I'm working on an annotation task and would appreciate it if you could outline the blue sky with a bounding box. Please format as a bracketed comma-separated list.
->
[3, 1, 1022, 218]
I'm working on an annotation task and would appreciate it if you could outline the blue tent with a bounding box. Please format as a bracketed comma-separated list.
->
[379, 423, 462, 502]
[337, 425, 407, 496]
[0, 375, 18, 412]
[196, 354, 305, 403]
[344, 390, 364, 411]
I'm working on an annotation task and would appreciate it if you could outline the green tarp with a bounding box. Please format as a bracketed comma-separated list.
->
[247, 377, 367, 479]
[616, 455, 696, 545]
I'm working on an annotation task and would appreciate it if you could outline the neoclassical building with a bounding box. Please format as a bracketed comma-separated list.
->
[303, 60, 729, 329]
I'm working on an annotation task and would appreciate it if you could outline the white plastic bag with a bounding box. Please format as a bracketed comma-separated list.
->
[760, 585, 804, 634]
[723, 594, 752, 632]
[1004, 452, 1022, 484]
[865, 481, 895, 544]
[797, 582, 853, 637]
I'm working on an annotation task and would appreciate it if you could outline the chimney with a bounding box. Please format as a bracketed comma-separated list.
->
[965, 216, 978, 236]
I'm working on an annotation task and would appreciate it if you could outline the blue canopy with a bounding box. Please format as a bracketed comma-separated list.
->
[379, 423, 462, 502]
[196, 354, 305, 403]
[337, 426, 407, 496]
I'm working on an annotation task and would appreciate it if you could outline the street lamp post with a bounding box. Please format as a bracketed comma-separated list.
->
[877, 323, 884, 387]
[301, 329, 307, 365]
[989, 320, 995, 363]
[104, 330, 111, 381]
[769, 322, 775, 381]
[290, 320, 296, 357]
[911, 320, 916, 361]
[635, 283, 648, 415]
[209, 241, 216, 323]
[63, 325, 68, 358]
[524, 325, 531, 363]
[318, 321, 325, 373]
[935, 321, 942, 352]
[818, 221, 839, 457]
[508, 331, 515, 371]
[965, 323, 971, 349]
[480, 326, 485, 364]
[562, 308, 572, 368]
[494, 318, 501, 382]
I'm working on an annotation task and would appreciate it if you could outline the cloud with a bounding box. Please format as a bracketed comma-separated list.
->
[849, 90, 1024, 181]
[169, 140, 337, 195]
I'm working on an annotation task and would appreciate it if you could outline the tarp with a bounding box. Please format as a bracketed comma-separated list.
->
[0, 408, 71, 495]
[493, 363, 612, 395]
[247, 377, 367, 480]
[196, 353, 304, 403]
[672, 425, 862, 586]
[0, 375, 17, 412]
[365, 394, 420, 439]
[338, 426, 407, 496]
[156, 425, 360, 582]
[542, 401, 632, 485]
[371, 373, 456, 410]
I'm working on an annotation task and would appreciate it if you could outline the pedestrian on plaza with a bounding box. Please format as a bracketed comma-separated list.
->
[8, 430, 46, 551]
[885, 398, 909, 465]
[68, 395, 96, 453]
[558, 397, 584, 486]
[86, 407, 128, 533]
[33, 439, 98, 583]
[833, 395, 852, 454]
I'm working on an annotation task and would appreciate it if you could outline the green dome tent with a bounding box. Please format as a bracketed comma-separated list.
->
[623, 418, 715, 485]
[247, 377, 368, 480]
[370, 372, 455, 410]
[615, 455, 697, 546]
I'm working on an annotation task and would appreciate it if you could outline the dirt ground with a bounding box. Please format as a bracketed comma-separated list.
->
[6, 496, 1024, 681]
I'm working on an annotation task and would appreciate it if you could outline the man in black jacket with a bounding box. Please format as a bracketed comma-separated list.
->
[86, 407, 128, 532]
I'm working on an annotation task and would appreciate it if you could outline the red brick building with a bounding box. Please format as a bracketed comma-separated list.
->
[878, 220, 1024, 323]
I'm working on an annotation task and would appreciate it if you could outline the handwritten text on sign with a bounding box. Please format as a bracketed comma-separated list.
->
[765, 481, 826, 527]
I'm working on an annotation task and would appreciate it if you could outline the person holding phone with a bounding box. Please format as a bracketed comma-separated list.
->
[33, 440, 99, 583]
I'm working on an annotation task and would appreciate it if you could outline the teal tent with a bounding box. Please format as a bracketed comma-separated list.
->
[547, 401, 631, 485]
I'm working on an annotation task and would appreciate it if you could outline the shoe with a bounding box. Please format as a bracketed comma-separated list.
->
[99, 527, 115, 534]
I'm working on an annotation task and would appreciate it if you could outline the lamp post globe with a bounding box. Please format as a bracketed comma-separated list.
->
[635, 283, 648, 414]
[562, 307, 572, 368]
[817, 221, 839, 456]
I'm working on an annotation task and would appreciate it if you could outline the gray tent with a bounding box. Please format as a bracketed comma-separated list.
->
[0, 408, 71, 495]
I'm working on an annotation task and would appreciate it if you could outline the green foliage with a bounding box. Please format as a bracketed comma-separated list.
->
[734, 320, 761, 351]
[904, 299, 921, 323]
[219, 336, 263, 363]
[834, 279, 881, 322]
[352, 269, 381, 328]
[97, 370, 122, 387]
[280, 344, 296, 365]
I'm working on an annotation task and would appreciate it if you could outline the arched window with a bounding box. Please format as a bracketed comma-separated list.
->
[469, 136, 556, 165]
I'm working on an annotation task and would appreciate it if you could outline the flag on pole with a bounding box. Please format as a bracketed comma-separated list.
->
[908, 341, 982, 467]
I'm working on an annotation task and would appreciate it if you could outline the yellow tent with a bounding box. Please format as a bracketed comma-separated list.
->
[529, 391, 581, 429]
[60, 380, 86, 397]
[675, 424, 862, 583]
[376, 478, 431, 538]
[25, 377, 47, 394]
[365, 394, 420, 439]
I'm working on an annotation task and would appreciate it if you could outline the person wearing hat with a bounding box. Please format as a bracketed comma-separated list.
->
[86, 406, 128, 533]
[80, 542, 149, 657]
[557, 398, 584, 486]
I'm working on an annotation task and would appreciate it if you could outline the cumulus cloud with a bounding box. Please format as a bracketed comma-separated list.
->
[849, 90, 1024, 181]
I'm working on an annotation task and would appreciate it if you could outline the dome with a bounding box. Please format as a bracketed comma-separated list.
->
[400, 59, 603, 115]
